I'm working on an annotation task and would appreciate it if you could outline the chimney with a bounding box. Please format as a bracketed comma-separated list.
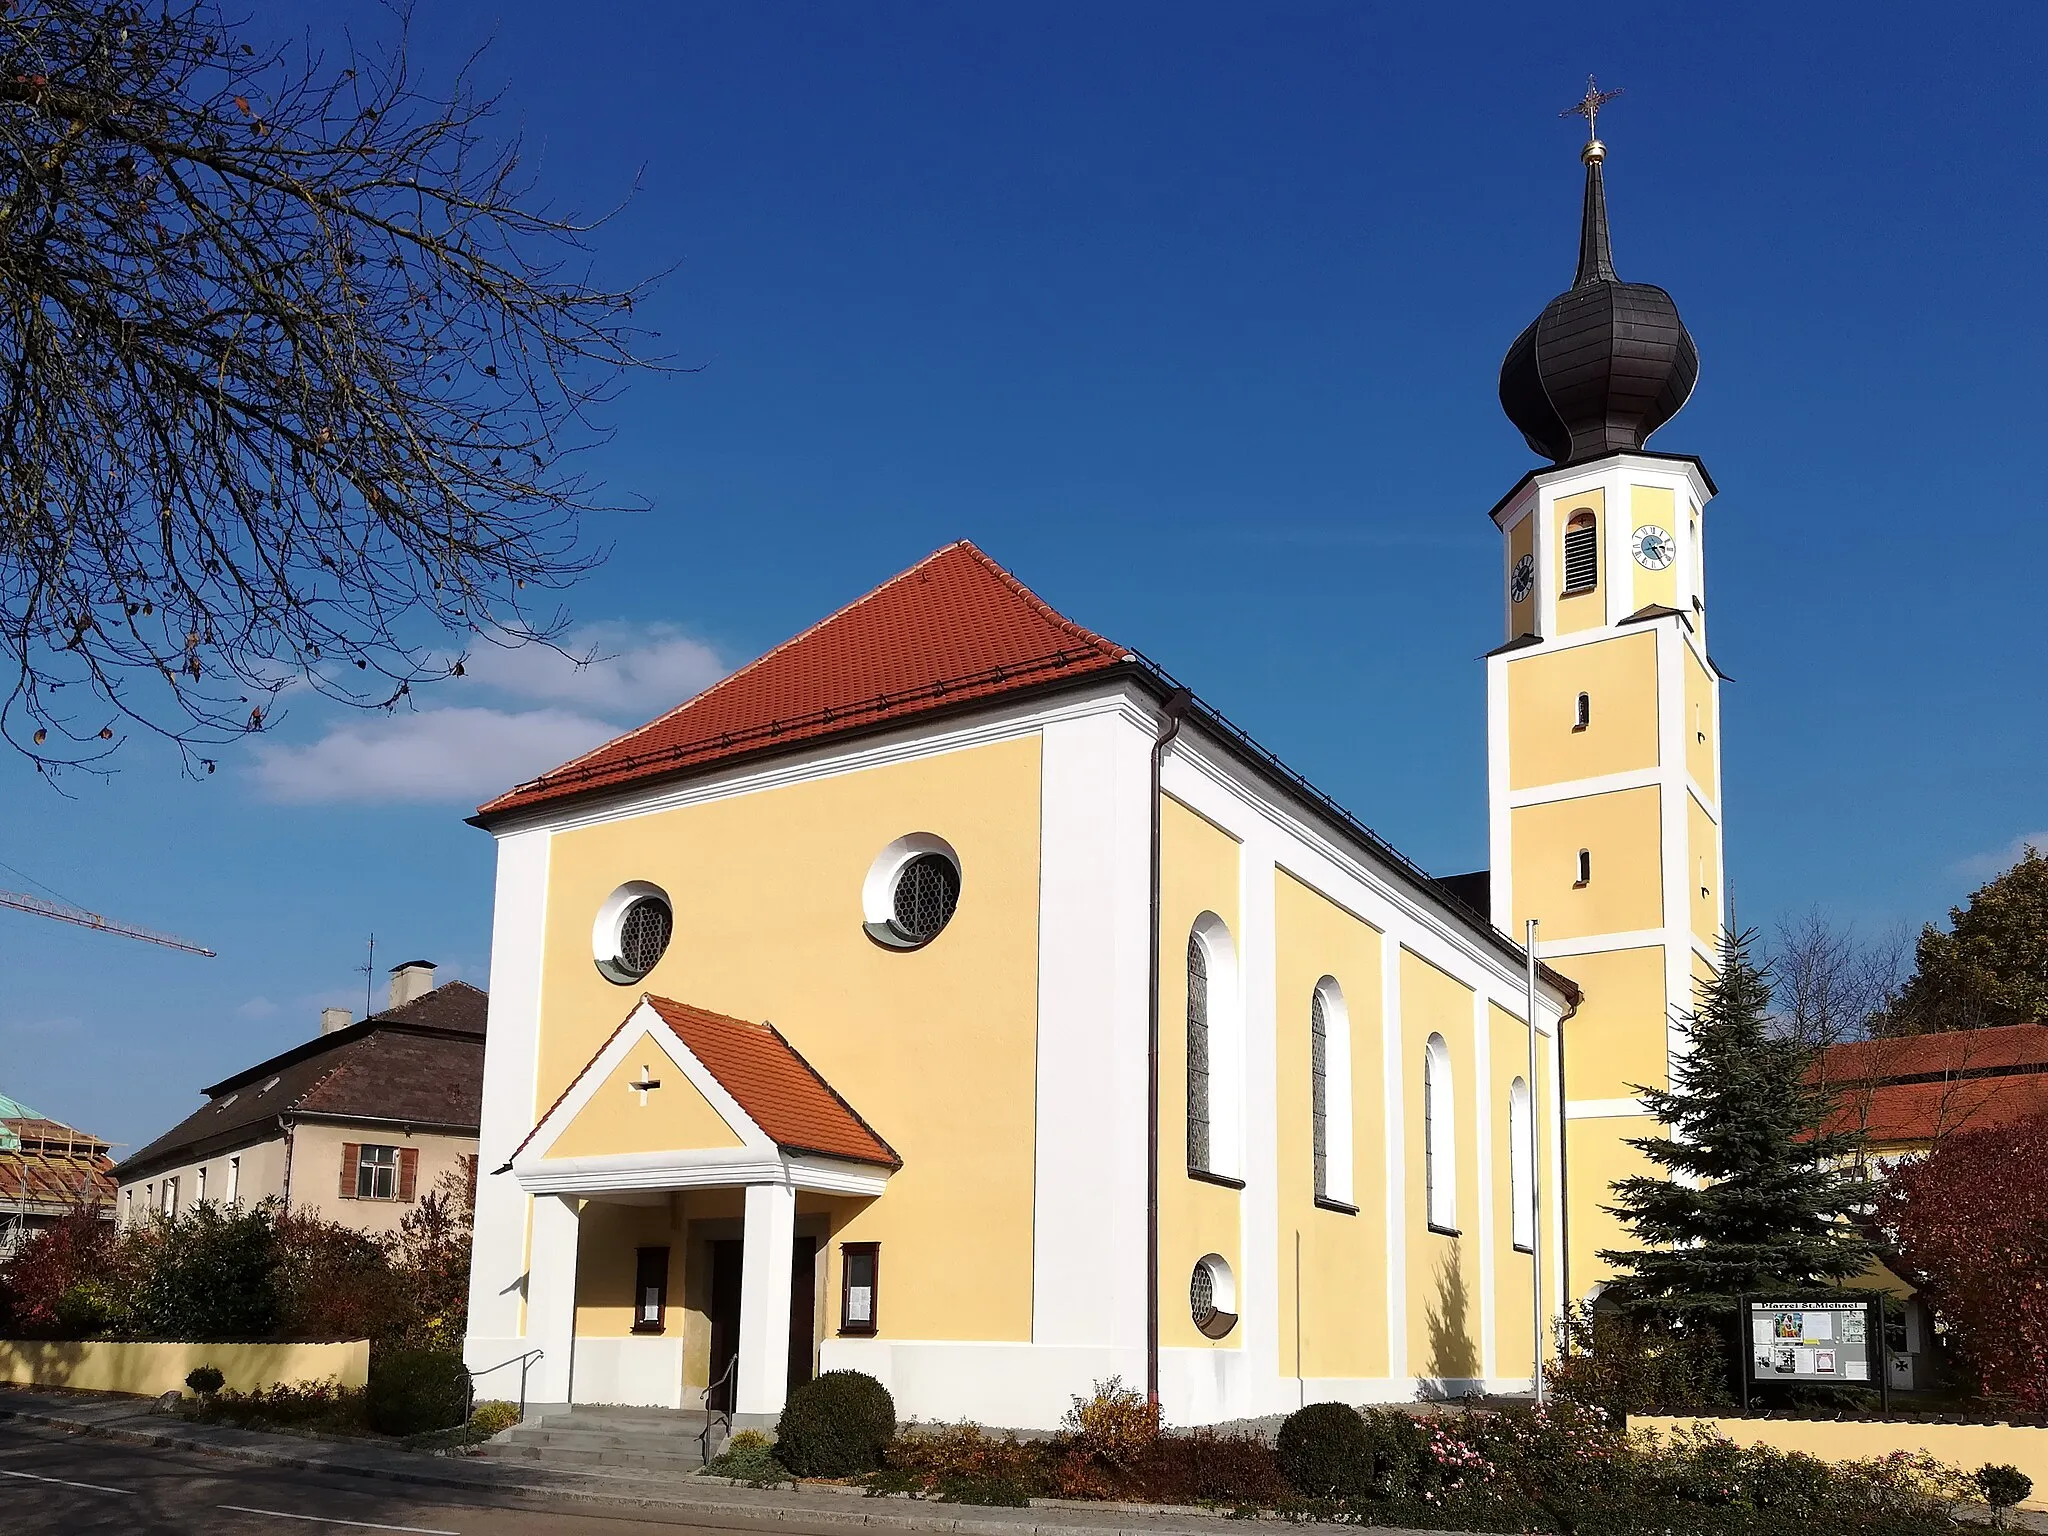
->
[320, 1007, 353, 1035]
[388, 960, 436, 1010]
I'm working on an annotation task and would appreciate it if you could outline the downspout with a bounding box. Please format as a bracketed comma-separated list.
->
[1145, 686, 1194, 1408]
[279, 1117, 295, 1216]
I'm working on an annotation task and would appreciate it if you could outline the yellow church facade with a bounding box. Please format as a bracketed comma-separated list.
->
[462, 541, 1575, 1425]
[461, 128, 1723, 1425]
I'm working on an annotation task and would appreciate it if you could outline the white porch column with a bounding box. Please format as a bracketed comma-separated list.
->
[526, 1193, 582, 1403]
[736, 1180, 796, 1415]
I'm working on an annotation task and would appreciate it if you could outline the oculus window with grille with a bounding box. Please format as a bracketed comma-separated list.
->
[593, 882, 674, 984]
[1563, 511, 1599, 593]
[862, 834, 963, 949]
[890, 854, 960, 944]
[1189, 1253, 1237, 1340]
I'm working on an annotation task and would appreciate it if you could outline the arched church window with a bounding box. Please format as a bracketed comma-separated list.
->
[1563, 510, 1599, 593]
[1186, 932, 1210, 1171]
[1424, 1032, 1456, 1232]
[1509, 1076, 1534, 1252]
[1310, 987, 1328, 1200]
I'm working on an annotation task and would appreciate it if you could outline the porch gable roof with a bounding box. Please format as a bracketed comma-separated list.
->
[513, 995, 899, 1172]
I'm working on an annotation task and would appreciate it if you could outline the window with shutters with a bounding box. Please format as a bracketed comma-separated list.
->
[160, 1176, 179, 1217]
[355, 1144, 398, 1200]
[1563, 510, 1598, 593]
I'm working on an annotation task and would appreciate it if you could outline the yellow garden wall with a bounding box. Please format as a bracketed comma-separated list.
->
[1636, 1417, 2048, 1512]
[0, 1338, 369, 1397]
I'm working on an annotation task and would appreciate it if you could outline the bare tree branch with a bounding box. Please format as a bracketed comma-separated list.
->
[0, 1, 663, 773]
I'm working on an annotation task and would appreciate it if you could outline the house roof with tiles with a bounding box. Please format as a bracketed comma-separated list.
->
[1817, 1020, 2048, 1146]
[118, 982, 488, 1182]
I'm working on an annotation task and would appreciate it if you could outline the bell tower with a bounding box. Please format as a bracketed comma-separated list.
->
[1484, 93, 1727, 1297]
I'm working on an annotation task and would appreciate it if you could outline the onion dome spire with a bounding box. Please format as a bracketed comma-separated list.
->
[1498, 82, 1698, 465]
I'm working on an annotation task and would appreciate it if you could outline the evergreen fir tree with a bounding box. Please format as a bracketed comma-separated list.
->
[1600, 928, 1874, 1320]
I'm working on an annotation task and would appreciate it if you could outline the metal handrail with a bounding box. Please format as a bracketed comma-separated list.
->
[466, 1348, 544, 1424]
[698, 1355, 738, 1466]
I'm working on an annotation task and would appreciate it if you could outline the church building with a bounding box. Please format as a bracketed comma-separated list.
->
[461, 122, 1722, 1428]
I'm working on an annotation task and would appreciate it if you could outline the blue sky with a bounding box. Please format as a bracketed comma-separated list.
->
[6, 2, 2045, 1153]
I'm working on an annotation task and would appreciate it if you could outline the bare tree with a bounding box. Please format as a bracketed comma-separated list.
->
[0, 1, 659, 772]
[1767, 909, 1907, 1050]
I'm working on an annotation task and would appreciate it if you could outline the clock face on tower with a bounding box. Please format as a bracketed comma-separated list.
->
[1510, 553, 1535, 603]
[1632, 525, 1676, 570]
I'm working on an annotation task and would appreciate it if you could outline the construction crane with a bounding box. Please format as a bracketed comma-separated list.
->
[0, 887, 214, 956]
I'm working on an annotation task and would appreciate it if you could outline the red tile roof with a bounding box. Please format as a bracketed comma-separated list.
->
[518, 997, 899, 1171]
[1816, 1022, 2048, 1146]
[646, 998, 898, 1169]
[478, 541, 1130, 820]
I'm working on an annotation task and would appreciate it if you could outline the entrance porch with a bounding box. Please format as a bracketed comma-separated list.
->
[525, 1182, 849, 1414]
[498, 996, 901, 1415]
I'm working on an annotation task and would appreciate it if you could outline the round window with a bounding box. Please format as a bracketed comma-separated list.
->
[861, 835, 963, 950]
[1190, 1262, 1216, 1329]
[1189, 1254, 1237, 1339]
[890, 853, 960, 945]
[616, 897, 673, 978]
[593, 882, 674, 984]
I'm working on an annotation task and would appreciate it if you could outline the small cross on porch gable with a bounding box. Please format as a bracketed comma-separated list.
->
[628, 1064, 662, 1106]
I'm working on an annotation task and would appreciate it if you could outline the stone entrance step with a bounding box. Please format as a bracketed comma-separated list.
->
[477, 1404, 776, 1474]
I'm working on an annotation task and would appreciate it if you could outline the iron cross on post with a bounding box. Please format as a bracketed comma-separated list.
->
[1562, 75, 1624, 145]
[629, 1064, 662, 1106]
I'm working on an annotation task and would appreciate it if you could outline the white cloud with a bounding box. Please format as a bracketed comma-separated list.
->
[455, 623, 725, 714]
[245, 622, 728, 807]
[1952, 831, 2048, 884]
[249, 705, 620, 805]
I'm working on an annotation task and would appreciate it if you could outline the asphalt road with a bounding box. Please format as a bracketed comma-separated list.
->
[0, 1422, 843, 1536]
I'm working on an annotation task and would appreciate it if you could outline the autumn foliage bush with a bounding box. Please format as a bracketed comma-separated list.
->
[1880, 1110, 2048, 1415]
[0, 1165, 476, 1353]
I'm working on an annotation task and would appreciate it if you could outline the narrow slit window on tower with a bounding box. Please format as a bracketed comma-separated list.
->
[1563, 511, 1599, 593]
[1574, 691, 1591, 731]
[1575, 849, 1592, 887]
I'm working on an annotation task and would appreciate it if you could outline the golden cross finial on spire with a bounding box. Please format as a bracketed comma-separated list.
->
[1562, 75, 1623, 158]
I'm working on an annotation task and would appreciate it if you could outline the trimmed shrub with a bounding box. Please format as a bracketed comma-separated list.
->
[366, 1347, 468, 1436]
[1137, 1427, 1285, 1505]
[774, 1370, 895, 1477]
[185, 1364, 225, 1396]
[1546, 1303, 1735, 1420]
[1277, 1402, 1373, 1497]
[1979, 1463, 2033, 1527]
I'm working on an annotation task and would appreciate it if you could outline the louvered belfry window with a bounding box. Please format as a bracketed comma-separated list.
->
[1310, 989, 1329, 1200]
[1186, 934, 1211, 1170]
[1563, 511, 1599, 593]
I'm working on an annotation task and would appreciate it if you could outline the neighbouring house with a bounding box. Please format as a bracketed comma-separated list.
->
[115, 963, 486, 1237]
[0, 1095, 117, 1257]
[1815, 1021, 2048, 1392]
